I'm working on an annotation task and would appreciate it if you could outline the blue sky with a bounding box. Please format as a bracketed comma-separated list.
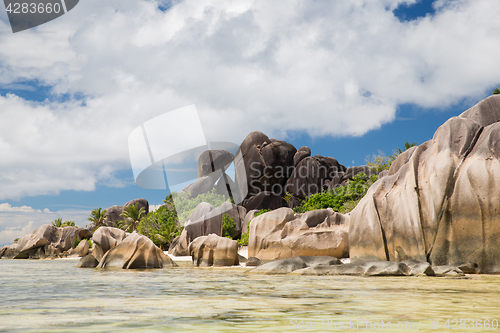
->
[1, 0, 500, 245]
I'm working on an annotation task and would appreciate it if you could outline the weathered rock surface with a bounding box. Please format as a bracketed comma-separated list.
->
[188, 234, 239, 267]
[169, 202, 246, 256]
[77, 254, 99, 268]
[248, 208, 349, 261]
[182, 176, 216, 198]
[234, 131, 296, 198]
[97, 232, 177, 269]
[105, 198, 149, 226]
[293, 146, 311, 166]
[249, 256, 341, 274]
[198, 150, 234, 178]
[92, 227, 128, 262]
[349, 95, 500, 273]
[0, 224, 92, 259]
[285, 155, 344, 199]
[241, 191, 288, 211]
[68, 239, 90, 257]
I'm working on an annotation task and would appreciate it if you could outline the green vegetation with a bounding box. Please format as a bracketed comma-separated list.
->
[120, 203, 146, 232]
[222, 214, 237, 239]
[238, 222, 250, 246]
[169, 189, 228, 226]
[87, 207, 108, 232]
[52, 218, 76, 228]
[298, 173, 378, 213]
[493, 87, 500, 95]
[254, 209, 271, 217]
[87, 239, 92, 248]
[294, 142, 418, 214]
[14, 238, 20, 242]
[137, 198, 182, 250]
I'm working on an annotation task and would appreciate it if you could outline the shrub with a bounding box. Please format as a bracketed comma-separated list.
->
[222, 213, 237, 239]
[169, 189, 228, 226]
[254, 209, 271, 217]
[300, 173, 378, 213]
[138, 203, 182, 250]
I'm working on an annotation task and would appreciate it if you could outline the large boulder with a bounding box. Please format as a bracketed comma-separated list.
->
[97, 232, 177, 269]
[349, 95, 500, 274]
[241, 191, 288, 211]
[105, 198, 149, 226]
[234, 131, 296, 198]
[285, 155, 343, 199]
[188, 234, 239, 267]
[182, 176, 216, 198]
[198, 150, 234, 179]
[0, 224, 91, 259]
[91, 227, 128, 262]
[293, 146, 311, 166]
[104, 205, 123, 226]
[248, 208, 349, 261]
[169, 202, 246, 256]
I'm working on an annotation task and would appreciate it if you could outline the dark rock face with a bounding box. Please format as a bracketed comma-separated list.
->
[214, 174, 236, 199]
[97, 232, 177, 269]
[77, 254, 99, 268]
[189, 234, 239, 267]
[105, 198, 149, 226]
[198, 150, 234, 178]
[124, 198, 149, 215]
[341, 165, 375, 183]
[349, 95, 500, 274]
[293, 146, 311, 166]
[246, 257, 261, 267]
[285, 155, 343, 199]
[241, 191, 288, 211]
[235, 131, 296, 198]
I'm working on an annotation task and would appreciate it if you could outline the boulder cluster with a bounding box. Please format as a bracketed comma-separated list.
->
[5, 95, 500, 275]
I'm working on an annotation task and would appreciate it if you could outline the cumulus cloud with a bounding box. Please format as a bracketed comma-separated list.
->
[0, 0, 500, 200]
[0, 203, 89, 246]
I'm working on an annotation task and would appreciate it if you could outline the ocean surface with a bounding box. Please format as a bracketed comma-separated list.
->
[1, 259, 500, 332]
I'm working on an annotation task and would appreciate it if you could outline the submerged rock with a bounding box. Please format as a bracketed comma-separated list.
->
[249, 256, 341, 274]
[77, 254, 99, 268]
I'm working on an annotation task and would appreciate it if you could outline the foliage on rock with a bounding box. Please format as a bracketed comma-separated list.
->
[168, 189, 228, 226]
[137, 197, 182, 250]
[222, 213, 237, 239]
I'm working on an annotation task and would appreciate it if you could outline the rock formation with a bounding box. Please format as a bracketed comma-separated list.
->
[248, 207, 349, 261]
[97, 232, 177, 269]
[0, 224, 92, 259]
[105, 198, 149, 226]
[91, 227, 128, 262]
[349, 95, 500, 274]
[188, 234, 239, 266]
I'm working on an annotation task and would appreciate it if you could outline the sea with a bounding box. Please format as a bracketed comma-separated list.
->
[1, 259, 500, 332]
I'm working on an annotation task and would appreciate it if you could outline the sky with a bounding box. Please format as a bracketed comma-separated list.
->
[1, 0, 500, 246]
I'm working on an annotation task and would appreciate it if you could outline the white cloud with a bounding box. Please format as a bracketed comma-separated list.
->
[0, 0, 499, 201]
[0, 204, 90, 246]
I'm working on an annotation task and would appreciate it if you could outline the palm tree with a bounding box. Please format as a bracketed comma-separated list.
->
[52, 218, 63, 227]
[120, 204, 146, 232]
[87, 208, 108, 231]
[493, 87, 500, 95]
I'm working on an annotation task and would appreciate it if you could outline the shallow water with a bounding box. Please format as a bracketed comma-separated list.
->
[1, 260, 500, 332]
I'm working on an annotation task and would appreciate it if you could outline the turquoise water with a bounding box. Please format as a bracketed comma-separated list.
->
[1, 259, 500, 332]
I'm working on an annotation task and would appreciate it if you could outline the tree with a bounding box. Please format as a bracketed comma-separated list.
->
[120, 203, 146, 232]
[493, 87, 500, 95]
[52, 218, 63, 227]
[87, 207, 108, 231]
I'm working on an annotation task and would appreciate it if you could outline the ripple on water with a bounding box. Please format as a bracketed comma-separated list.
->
[1, 259, 500, 332]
